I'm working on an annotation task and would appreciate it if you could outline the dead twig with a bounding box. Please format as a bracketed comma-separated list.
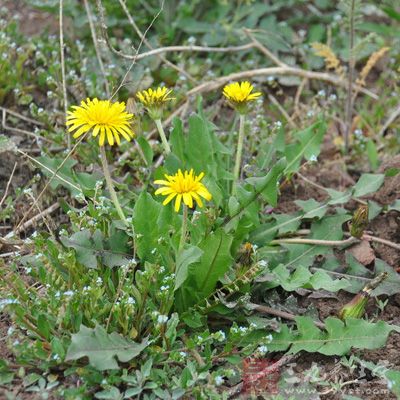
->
[59, 0, 69, 147]
[0, 107, 45, 126]
[12, 202, 60, 235]
[0, 162, 17, 208]
[187, 67, 378, 99]
[12, 137, 85, 234]
[268, 93, 297, 128]
[2, 109, 53, 144]
[83, 0, 110, 95]
[243, 28, 287, 68]
[378, 104, 400, 137]
[250, 303, 326, 329]
[116, 0, 195, 83]
[101, 42, 255, 61]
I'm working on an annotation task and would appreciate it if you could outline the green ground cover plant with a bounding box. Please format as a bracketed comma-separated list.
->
[0, 0, 399, 398]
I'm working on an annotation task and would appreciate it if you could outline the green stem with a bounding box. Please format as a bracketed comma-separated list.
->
[100, 146, 128, 226]
[232, 114, 246, 195]
[179, 205, 188, 253]
[155, 118, 171, 154]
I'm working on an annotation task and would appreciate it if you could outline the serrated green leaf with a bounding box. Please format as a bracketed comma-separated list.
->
[66, 325, 149, 370]
[137, 136, 153, 166]
[175, 245, 203, 291]
[284, 120, 326, 174]
[246, 158, 286, 206]
[192, 228, 233, 297]
[295, 199, 327, 219]
[270, 317, 399, 356]
[353, 173, 385, 197]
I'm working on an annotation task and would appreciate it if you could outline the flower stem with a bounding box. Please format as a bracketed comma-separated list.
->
[232, 114, 246, 195]
[100, 146, 128, 226]
[179, 205, 188, 252]
[155, 118, 171, 154]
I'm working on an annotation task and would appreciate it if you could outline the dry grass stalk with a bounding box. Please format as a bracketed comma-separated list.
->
[312, 42, 345, 79]
[356, 47, 390, 87]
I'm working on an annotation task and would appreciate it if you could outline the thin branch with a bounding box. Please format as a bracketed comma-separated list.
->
[103, 42, 255, 61]
[12, 202, 60, 235]
[83, 0, 110, 96]
[0, 162, 17, 208]
[116, 0, 195, 83]
[107, 0, 165, 99]
[344, 0, 356, 152]
[250, 303, 326, 329]
[362, 234, 400, 251]
[59, 0, 69, 147]
[378, 104, 400, 137]
[268, 93, 297, 128]
[270, 237, 357, 247]
[243, 28, 287, 67]
[2, 109, 53, 144]
[12, 137, 86, 234]
[187, 67, 378, 99]
[0, 107, 45, 126]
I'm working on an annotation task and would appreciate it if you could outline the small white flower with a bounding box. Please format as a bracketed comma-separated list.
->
[215, 375, 224, 386]
[159, 266, 165, 273]
[64, 290, 74, 297]
[354, 129, 363, 137]
[329, 94, 337, 101]
[274, 121, 282, 128]
[215, 330, 226, 341]
[309, 154, 318, 162]
[266, 334, 273, 342]
[307, 110, 314, 118]
[259, 260, 268, 267]
[258, 345, 268, 354]
[179, 351, 187, 358]
[157, 315, 168, 324]
[317, 90, 326, 97]
[127, 297, 135, 305]
[7, 327, 14, 336]
[52, 354, 60, 361]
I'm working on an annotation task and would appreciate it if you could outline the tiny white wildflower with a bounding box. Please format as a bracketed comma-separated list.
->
[127, 297, 135, 305]
[328, 94, 337, 101]
[157, 315, 168, 324]
[309, 154, 318, 162]
[258, 345, 268, 354]
[215, 376, 224, 386]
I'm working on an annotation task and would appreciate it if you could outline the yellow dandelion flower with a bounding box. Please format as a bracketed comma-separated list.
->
[222, 81, 262, 113]
[136, 87, 174, 120]
[66, 98, 135, 146]
[154, 169, 212, 213]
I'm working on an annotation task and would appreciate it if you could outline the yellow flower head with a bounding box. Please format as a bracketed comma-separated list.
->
[136, 87, 174, 120]
[154, 169, 212, 212]
[66, 98, 135, 146]
[222, 81, 262, 113]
